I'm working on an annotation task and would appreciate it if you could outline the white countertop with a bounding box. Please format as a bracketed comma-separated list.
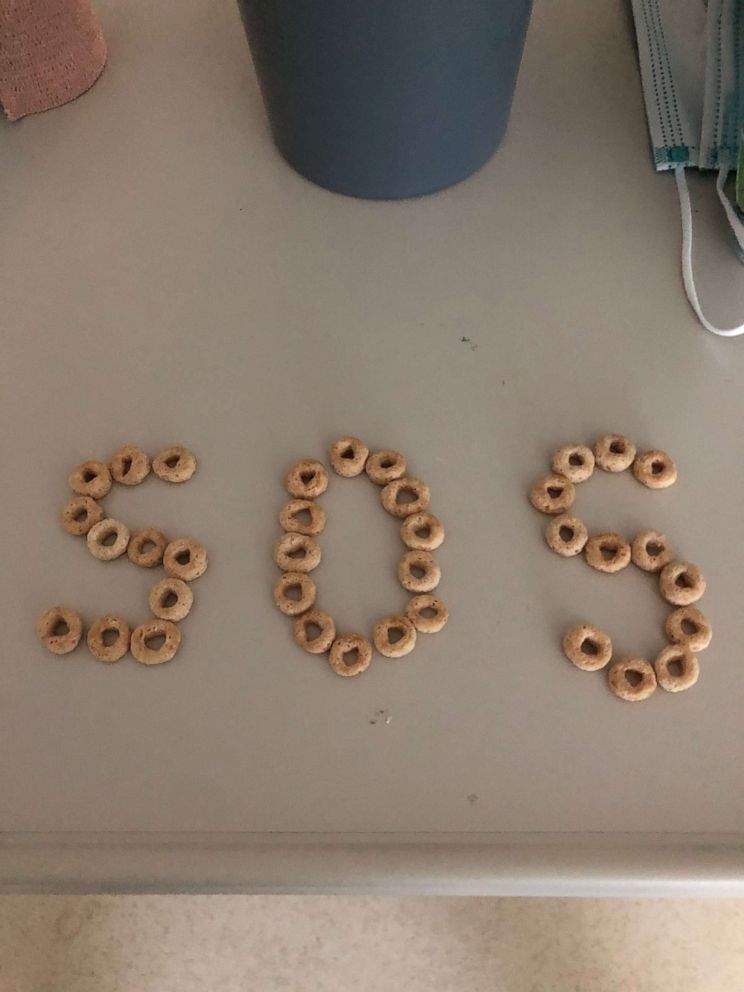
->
[1, 0, 743, 894]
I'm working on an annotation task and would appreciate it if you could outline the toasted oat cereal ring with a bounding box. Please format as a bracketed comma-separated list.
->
[400, 512, 445, 551]
[273, 533, 321, 573]
[59, 495, 104, 536]
[328, 436, 369, 477]
[86, 614, 131, 663]
[406, 595, 449, 634]
[373, 615, 417, 658]
[87, 518, 130, 561]
[149, 577, 194, 622]
[127, 528, 168, 568]
[594, 434, 636, 473]
[328, 634, 372, 677]
[607, 656, 657, 701]
[659, 561, 706, 606]
[279, 499, 326, 536]
[109, 444, 151, 486]
[36, 606, 83, 655]
[562, 623, 612, 671]
[366, 449, 407, 486]
[584, 532, 631, 573]
[551, 444, 595, 484]
[130, 619, 181, 665]
[293, 609, 336, 655]
[631, 529, 674, 572]
[152, 446, 196, 483]
[68, 460, 112, 499]
[664, 606, 712, 653]
[654, 644, 699, 693]
[529, 474, 576, 515]
[398, 550, 441, 593]
[545, 514, 588, 558]
[285, 459, 329, 499]
[632, 449, 677, 489]
[163, 537, 208, 581]
[273, 571, 317, 616]
[381, 477, 431, 518]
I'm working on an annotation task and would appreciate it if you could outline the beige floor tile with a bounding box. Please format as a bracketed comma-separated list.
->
[2, 897, 744, 992]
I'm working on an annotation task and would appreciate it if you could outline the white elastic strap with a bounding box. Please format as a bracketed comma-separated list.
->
[715, 168, 744, 254]
[674, 165, 744, 337]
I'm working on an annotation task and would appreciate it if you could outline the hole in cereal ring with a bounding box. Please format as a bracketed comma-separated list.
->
[388, 627, 404, 645]
[547, 486, 563, 499]
[681, 618, 698, 636]
[651, 460, 665, 475]
[396, 487, 416, 505]
[380, 457, 394, 469]
[165, 455, 180, 468]
[580, 639, 599, 656]
[410, 564, 426, 580]
[140, 540, 156, 554]
[305, 621, 322, 641]
[415, 525, 431, 539]
[568, 453, 584, 466]
[300, 471, 315, 484]
[161, 591, 178, 609]
[121, 456, 132, 475]
[52, 618, 70, 637]
[101, 530, 118, 547]
[286, 584, 302, 602]
[145, 633, 166, 651]
[293, 508, 312, 526]
[73, 508, 88, 522]
[340, 447, 354, 459]
[287, 545, 307, 560]
[83, 469, 97, 482]
[175, 550, 191, 565]
[420, 607, 437, 619]
[625, 669, 643, 687]
[646, 541, 664, 557]
[675, 571, 693, 589]
[343, 648, 360, 667]
[609, 440, 625, 454]
[102, 628, 119, 647]
[667, 658, 684, 678]
[559, 525, 574, 542]
[600, 543, 617, 561]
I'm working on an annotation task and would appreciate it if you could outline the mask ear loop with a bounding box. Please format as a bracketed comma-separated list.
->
[715, 168, 744, 254]
[675, 165, 744, 337]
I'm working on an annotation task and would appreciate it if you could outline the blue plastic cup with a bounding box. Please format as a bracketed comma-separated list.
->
[237, 0, 533, 200]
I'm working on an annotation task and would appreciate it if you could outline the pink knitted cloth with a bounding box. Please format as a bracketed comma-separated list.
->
[0, 0, 106, 121]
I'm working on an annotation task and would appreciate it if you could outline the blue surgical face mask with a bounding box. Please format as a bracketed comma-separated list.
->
[632, 0, 744, 336]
